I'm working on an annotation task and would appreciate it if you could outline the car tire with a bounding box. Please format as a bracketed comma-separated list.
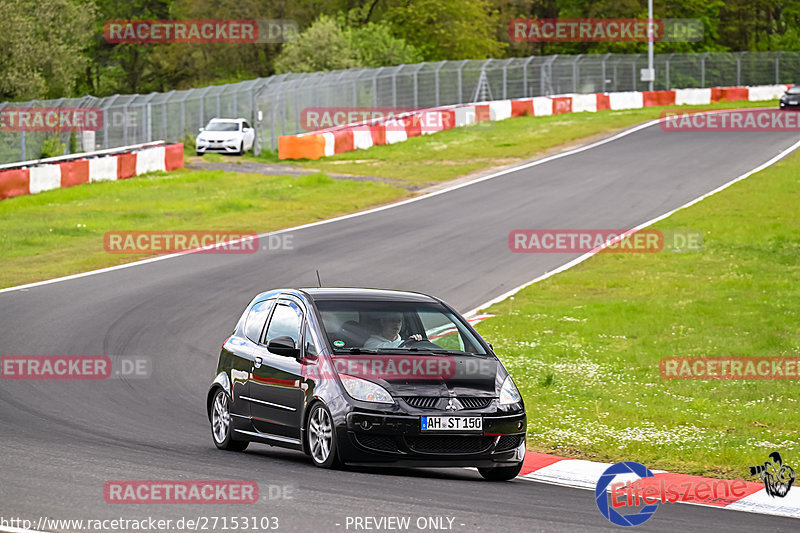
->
[306, 402, 340, 468]
[210, 388, 249, 452]
[478, 461, 523, 481]
[196, 151, 202, 157]
[237, 142, 244, 156]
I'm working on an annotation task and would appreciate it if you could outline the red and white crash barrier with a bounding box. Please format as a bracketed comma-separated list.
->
[0, 143, 184, 201]
[278, 84, 791, 160]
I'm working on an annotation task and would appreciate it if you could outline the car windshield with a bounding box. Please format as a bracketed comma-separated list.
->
[205, 121, 239, 131]
[787, 87, 800, 95]
[315, 300, 488, 355]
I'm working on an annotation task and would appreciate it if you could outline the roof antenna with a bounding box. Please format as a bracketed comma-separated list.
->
[315, 269, 323, 288]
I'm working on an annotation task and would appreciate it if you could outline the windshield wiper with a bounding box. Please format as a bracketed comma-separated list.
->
[332, 347, 378, 354]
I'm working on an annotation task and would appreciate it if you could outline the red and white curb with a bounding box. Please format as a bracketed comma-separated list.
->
[517, 452, 800, 519]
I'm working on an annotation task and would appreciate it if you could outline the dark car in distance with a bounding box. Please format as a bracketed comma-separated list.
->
[207, 288, 526, 480]
[779, 86, 800, 109]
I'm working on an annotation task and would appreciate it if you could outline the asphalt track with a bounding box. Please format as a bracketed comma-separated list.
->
[1, 118, 800, 532]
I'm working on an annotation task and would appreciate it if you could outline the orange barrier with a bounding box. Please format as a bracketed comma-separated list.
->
[0, 168, 30, 200]
[116, 152, 137, 179]
[643, 90, 677, 107]
[164, 143, 185, 170]
[59, 159, 90, 188]
[278, 133, 326, 160]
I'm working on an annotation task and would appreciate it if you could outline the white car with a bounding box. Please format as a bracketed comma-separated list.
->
[195, 118, 255, 156]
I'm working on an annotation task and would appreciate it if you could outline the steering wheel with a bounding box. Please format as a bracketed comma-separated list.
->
[398, 337, 422, 348]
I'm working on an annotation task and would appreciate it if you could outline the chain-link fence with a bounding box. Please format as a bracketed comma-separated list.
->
[1, 51, 799, 163]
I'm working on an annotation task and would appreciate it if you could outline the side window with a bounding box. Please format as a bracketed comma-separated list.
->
[304, 326, 318, 356]
[265, 301, 302, 348]
[244, 300, 274, 343]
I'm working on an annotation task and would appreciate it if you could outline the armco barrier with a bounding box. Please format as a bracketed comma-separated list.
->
[0, 142, 184, 201]
[278, 85, 791, 160]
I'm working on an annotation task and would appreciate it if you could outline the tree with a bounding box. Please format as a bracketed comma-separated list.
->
[274, 15, 421, 73]
[0, 0, 95, 101]
[386, 0, 507, 60]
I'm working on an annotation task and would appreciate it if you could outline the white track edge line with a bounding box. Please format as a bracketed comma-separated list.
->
[0, 119, 661, 295]
[463, 137, 800, 317]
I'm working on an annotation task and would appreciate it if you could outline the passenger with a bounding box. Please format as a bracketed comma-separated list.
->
[364, 312, 422, 349]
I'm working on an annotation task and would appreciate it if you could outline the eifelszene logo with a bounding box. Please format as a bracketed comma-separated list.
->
[749, 452, 795, 497]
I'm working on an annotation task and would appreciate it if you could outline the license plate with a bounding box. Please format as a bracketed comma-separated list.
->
[421, 416, 482, 431]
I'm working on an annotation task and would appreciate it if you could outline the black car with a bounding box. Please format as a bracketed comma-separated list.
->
[779, 86, 800, 109]
[207, 288, 526, 480]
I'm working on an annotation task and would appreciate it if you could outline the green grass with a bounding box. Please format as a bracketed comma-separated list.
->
[475, 148, 800, 478]
[0, 169, 403, 288]
[0, 99, 780, 290]
[289, 100, 778, 186]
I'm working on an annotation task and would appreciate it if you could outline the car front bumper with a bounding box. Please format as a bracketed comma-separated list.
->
[335, 410, 527, 466]
[196, 140, 242, 153]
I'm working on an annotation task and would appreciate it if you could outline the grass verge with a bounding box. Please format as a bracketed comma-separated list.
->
[0, 99, 778, 289]
[0, 170, 402, 288]
[475, 146, 800, 478]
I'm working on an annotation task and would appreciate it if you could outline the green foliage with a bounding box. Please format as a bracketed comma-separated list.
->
[39, 135, 66, 159]
[385, 0, 507, 60]
[0, 0, 95, 100]
[274, 15, 421, 73]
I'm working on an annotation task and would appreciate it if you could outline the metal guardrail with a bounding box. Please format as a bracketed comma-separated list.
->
[1, 51, 798, 163]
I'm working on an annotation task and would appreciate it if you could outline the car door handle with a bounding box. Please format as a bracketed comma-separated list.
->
[254, 357, 263, 368]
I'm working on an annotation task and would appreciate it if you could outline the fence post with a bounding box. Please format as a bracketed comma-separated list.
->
[502, 60, 508, 99]
[775, 51, 783, 84]
[522, 56, 534, 97]
[434, 61, 446, 107]
[392, 67, 398, 108]
[701, 52, 708, 87]
[736, 52, 742, 86]
[457, 60, 467, 103]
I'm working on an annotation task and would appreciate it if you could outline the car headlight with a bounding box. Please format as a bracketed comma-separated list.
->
[339, 374, 394, 404]
[196, 138, 207, 144]
[224, 138, 238, 143]
[499, 376, 522, 405]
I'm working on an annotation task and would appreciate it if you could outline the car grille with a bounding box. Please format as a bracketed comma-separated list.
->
[403, 397, 493, 409]
[354, 433, 399, 453]
[405, 436, 493, 454]
[458, 397, 493, 409]
[403, 397, 439, 409]
[495, 434, 524, 452]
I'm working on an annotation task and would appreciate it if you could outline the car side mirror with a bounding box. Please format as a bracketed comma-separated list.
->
[198, 127, 204, 132]
[267, 336, 299, 358]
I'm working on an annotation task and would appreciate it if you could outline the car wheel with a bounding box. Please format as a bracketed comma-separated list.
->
[478, 461, 523, 481]
[306, 403, 339, 468]
[196, 151, 202, 157]
[211, 389, 248, 452]
[237, 142, 244, 156]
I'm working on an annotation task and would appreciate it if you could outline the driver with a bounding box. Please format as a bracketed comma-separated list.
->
[364, 312, 422, 349]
